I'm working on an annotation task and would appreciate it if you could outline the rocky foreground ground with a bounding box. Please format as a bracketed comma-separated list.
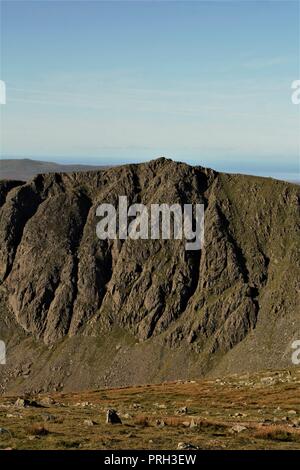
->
[0, 368, 299, 450]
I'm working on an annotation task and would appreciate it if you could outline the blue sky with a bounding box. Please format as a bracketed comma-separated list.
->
[0, 0, 299, 180]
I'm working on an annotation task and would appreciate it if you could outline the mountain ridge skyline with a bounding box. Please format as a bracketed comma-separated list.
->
[1, 156, 299, 183]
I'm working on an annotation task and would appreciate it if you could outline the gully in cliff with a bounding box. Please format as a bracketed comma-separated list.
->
[96, 196, 204, 251]
[0, 340, 6, 365]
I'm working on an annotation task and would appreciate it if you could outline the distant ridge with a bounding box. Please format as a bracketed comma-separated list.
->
[0, 158, 109, 181]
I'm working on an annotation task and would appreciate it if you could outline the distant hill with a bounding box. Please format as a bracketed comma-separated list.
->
[0, 158, 108, 181]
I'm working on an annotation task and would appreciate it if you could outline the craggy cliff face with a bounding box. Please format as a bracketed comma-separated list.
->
[0, 158, 299, 392]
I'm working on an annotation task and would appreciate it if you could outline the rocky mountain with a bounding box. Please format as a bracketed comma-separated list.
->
[0, 158, 299, 394]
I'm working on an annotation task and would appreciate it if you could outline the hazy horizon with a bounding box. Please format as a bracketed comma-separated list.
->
[1, 154, 299, 183]
[0, 1, 299, 182]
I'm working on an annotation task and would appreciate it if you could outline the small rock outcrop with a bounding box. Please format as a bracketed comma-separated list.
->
[106, 409, 122, 424]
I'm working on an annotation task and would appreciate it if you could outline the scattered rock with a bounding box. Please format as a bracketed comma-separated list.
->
[14, 398, 41, 408]
[14, 398, 28, 408]
[263, 419, 273, 424]
[41, 413, 57, 423]
[0, 428, 12, 437]
[106, 409, 122, 424]
[177, 442, 199, 450]
[6, 413, 22, 419]
[190, 419, 198, 428]
[132, 403, 141, 409]
[230, 424, 247, 433]
[39, 397, 55, 406]
[155, 419, 165, 428]
[290, 418, 300, 427]
[74, 401, 90, 407]
[84, 419, 96, 426]
[182, 421, 191, 427]
[175, 406, 188, 415]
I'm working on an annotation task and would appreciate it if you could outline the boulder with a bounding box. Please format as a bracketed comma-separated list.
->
[106, 409, 122, 424]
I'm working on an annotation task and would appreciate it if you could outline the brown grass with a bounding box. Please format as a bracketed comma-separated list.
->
[164, 416, 186, 427]
[253, 426, 294, 442]
[26, 424, 49, 436]
[132, 414, 229, 431]
[133, 415, 150, 427]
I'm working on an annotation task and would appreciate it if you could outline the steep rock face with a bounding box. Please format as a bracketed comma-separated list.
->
[0, 158, 299, 377]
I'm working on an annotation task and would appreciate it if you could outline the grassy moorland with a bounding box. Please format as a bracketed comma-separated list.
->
[0, 369, 299, 450]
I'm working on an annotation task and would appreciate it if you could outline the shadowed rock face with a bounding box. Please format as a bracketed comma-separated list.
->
[0, 158, 299, 382]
